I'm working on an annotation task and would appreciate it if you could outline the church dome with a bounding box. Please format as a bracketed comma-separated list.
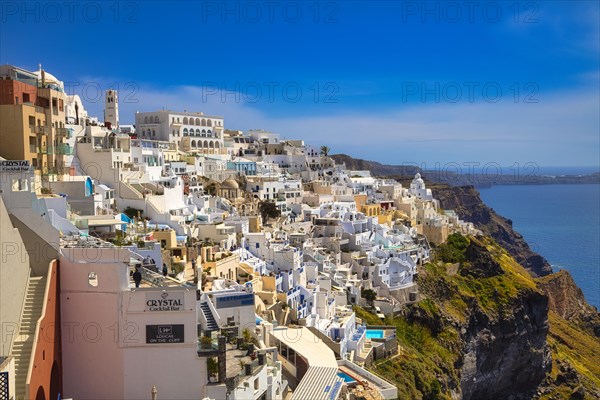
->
[35, 69, 64, 91]
[222, 178, 239, 189]
[413, 173, 424, 184]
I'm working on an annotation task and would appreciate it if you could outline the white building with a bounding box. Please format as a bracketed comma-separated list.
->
[135, 110, 224, 154]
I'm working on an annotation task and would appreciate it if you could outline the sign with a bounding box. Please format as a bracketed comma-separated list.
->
[215, 293, 254, 309]
[0, 160, 30, 172]
[146, 324, 184, 344]
[145, 291, 184, 312]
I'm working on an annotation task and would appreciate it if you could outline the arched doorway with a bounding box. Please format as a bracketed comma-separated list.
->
[35, 386, 46, 400]
[50, 361, 60, 400]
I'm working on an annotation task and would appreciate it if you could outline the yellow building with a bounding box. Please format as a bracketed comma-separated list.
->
[0, 65, 69, 181]
[0, 102, 48, 168]
[361, 204, 381, 217]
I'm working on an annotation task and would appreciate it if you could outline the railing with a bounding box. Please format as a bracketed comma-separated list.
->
[55, 127, 69, 138]
[36, 126, 49, 135]
[43, 145, 73, 155]
[140, 266, 165, 287]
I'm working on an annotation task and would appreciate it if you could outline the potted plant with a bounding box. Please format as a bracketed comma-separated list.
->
[200, 335, 213, 350]
[207, 357, 219, 382]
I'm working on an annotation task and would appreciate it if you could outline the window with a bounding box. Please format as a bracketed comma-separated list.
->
[23, 93, 30, 103]
[88, 272, 98, 287]
[29, 116, 35, 126]
[12, 179, 29, 192]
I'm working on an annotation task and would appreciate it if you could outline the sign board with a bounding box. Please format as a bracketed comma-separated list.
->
[145, 291, 184, 312]
[146, 324, 184, 344]
[0, 160, 30, 172]
[215, 293, 254, 309]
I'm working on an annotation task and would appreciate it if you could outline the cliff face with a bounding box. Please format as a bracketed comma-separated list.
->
[431, 184, 552, 277]
[537, 270, 599, 330]
[363, 235, 600, 399]
[330, 154, 420, 177]
[535, 271, 600, 400]
[460, 288, 550, 400]
[366, 236, 552, 399]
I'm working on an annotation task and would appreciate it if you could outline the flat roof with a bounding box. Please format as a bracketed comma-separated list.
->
[271, 326, 337, 368]
[87, 219, 124, 226]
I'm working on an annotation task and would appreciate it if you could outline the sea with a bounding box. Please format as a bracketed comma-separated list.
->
[478, 172, 600, 309]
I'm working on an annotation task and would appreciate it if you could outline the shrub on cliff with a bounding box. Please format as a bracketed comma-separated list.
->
[435, 233, 469, 263]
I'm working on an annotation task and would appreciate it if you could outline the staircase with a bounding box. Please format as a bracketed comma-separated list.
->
[200, 302, 219, 331]
[13, 276, 46, 400]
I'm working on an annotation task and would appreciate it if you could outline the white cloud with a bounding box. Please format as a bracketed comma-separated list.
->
[76, 78, 599, 167]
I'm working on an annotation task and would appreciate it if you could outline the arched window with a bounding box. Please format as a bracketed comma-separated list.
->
[201, 118, 206, 126]
[154, 116, 159, 123]
[207, 119, 212, 127]
[191, 140, 196, 147]
[196, 118, 201, 125]
[183, 117, 188, 125]
[203, 140, 208, 148]
[144, 116, 148, 123]
[189, 118, 195, 126]
[183, 128, 188, 136]
[196, 129, 201, 136]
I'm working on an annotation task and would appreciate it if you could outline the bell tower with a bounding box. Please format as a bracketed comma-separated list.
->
[104, 89, 119, 129]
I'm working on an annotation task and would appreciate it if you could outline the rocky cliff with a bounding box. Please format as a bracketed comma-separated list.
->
[430, 184, 552, 277]
[359, 235, 600, 400]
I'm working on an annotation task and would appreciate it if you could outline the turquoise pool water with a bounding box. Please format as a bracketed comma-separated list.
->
[337, 372, 356, 383]
[365, 329, 384, 339]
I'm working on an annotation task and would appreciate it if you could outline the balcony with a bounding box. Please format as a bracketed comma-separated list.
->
[34, 126, 50, 135]
[56, 144, 73, 155]
[55, 127, 70, 138]
[44, 144, 73, 155]
[41, 166, 59, 176]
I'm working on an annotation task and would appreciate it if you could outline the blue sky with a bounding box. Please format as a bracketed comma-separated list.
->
[1, 1, 598, 167]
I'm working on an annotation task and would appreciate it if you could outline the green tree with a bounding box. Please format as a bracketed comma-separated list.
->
[123, 206, 142, 219]
[435, 233, 469, 263]
[259, 200, 281, 222]
[361, 288, 377, 306]
[320, 145, 331, 156]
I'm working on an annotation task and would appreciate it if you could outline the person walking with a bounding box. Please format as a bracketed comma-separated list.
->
[162, 263, 168, 277]
[133, 266, 142, 288]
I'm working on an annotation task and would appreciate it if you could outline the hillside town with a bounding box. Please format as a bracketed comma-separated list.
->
[0, 64, 479, 400]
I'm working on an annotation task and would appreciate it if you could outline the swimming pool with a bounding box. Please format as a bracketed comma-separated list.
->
[365, 329, 384, 339]
[337, 371, 356, 383]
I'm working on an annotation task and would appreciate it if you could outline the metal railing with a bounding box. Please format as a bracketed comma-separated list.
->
[35, 126, 49, 135]
[55, 127, 69, 138]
